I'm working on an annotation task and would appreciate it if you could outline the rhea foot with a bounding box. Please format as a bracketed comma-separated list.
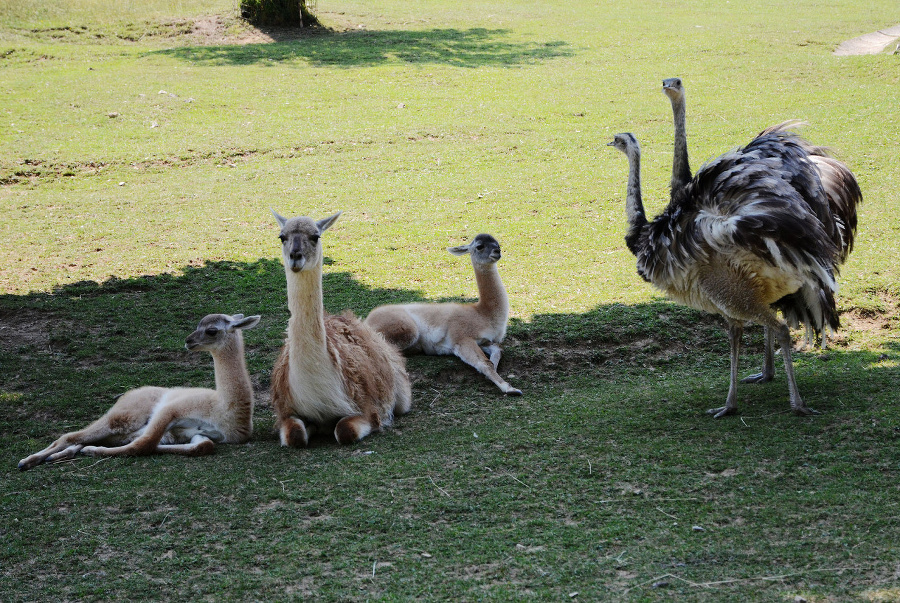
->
[791, 405, 821, 416]
[706, 406, 738, 419]
[741, 372, 774, 384]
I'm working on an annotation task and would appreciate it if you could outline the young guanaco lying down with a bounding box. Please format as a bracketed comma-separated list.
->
[18, 313, 260, 470]
[365, 233, 521, 396]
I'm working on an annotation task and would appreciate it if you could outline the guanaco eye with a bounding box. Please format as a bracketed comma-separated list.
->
[309, 234, 320, 244]
[279, 234, 287, 243]
[205, 327, 219, 336]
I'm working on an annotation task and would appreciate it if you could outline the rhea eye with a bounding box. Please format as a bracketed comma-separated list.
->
[205, 327, 219, 336]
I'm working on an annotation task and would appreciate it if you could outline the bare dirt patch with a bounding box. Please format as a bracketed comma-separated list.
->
[187, 15, 323, 46]
[841, 290, 900, 335]
[844, 309, 898, 334]
[0, 309, 53, 353]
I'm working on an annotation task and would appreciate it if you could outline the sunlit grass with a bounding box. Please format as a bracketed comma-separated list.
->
[0, 0, 232, 26]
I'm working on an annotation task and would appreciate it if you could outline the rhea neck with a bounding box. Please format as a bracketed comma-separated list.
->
[210, 334, 253, 408]
[669, 94, 692, 191]
[625, 147, 648, 231]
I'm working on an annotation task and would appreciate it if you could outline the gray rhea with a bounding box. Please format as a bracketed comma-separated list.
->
[609, 123, 859, 417]
[662, 77, 862, 359]
[659, 77, 862, 403]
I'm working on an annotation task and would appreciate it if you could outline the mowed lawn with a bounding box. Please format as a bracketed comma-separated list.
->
[1, 1, 898, 600]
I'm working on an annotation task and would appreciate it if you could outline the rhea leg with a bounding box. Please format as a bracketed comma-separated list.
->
[742, 326, 776, 384]
[773, 323, 819, 416]
[708, 324, 743, 418]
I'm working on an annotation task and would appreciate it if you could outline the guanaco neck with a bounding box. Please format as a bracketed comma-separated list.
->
[282, 258, 351, 407]
[472, 262, 508, 321]
[210, 334, 253, 411]
[285, 261, 330, 357]
[670, 94, 692, 191]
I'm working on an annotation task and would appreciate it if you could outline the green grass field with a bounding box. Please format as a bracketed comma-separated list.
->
[1, 1, 898, 600]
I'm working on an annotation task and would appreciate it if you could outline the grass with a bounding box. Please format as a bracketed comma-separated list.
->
[1, 0, 899, 600]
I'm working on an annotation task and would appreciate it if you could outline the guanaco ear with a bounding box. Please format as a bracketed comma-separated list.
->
[272, 209, 288, 229]
[447, 243, 471, 256]
[229, 315, 262, 331]
[317, 211, 342, 234]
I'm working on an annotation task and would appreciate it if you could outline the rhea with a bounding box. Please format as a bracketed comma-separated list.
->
[608, 128, 856, 417]
[270, 210, 412, 447]
[365, 233, 521, 395]
[18, 313, 261, 470]
[662, 77, 861, 367]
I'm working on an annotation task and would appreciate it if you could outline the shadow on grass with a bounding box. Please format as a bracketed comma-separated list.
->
[3, 262, 898, 603]
[152, 27, 574, 68]
[1, 258, 895, 436]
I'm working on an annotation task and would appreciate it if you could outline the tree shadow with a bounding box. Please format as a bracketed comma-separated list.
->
[152, 27, 574, 68]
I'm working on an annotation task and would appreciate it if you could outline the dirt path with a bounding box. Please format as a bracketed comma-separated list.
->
[834, 24, 900, 55]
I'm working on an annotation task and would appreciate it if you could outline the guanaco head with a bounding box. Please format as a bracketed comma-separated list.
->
[185, 314, 262, 352]
[448, 233, 502, 266]
[272, 210, 342, 273]
[662, 77, 684, 103]
[607, 133, 640, 158]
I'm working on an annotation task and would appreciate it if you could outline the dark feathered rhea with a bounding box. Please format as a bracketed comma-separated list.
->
[663, 77, 862, 349]
[661, 78, 862, 400]
[609, 120, 861, 418]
